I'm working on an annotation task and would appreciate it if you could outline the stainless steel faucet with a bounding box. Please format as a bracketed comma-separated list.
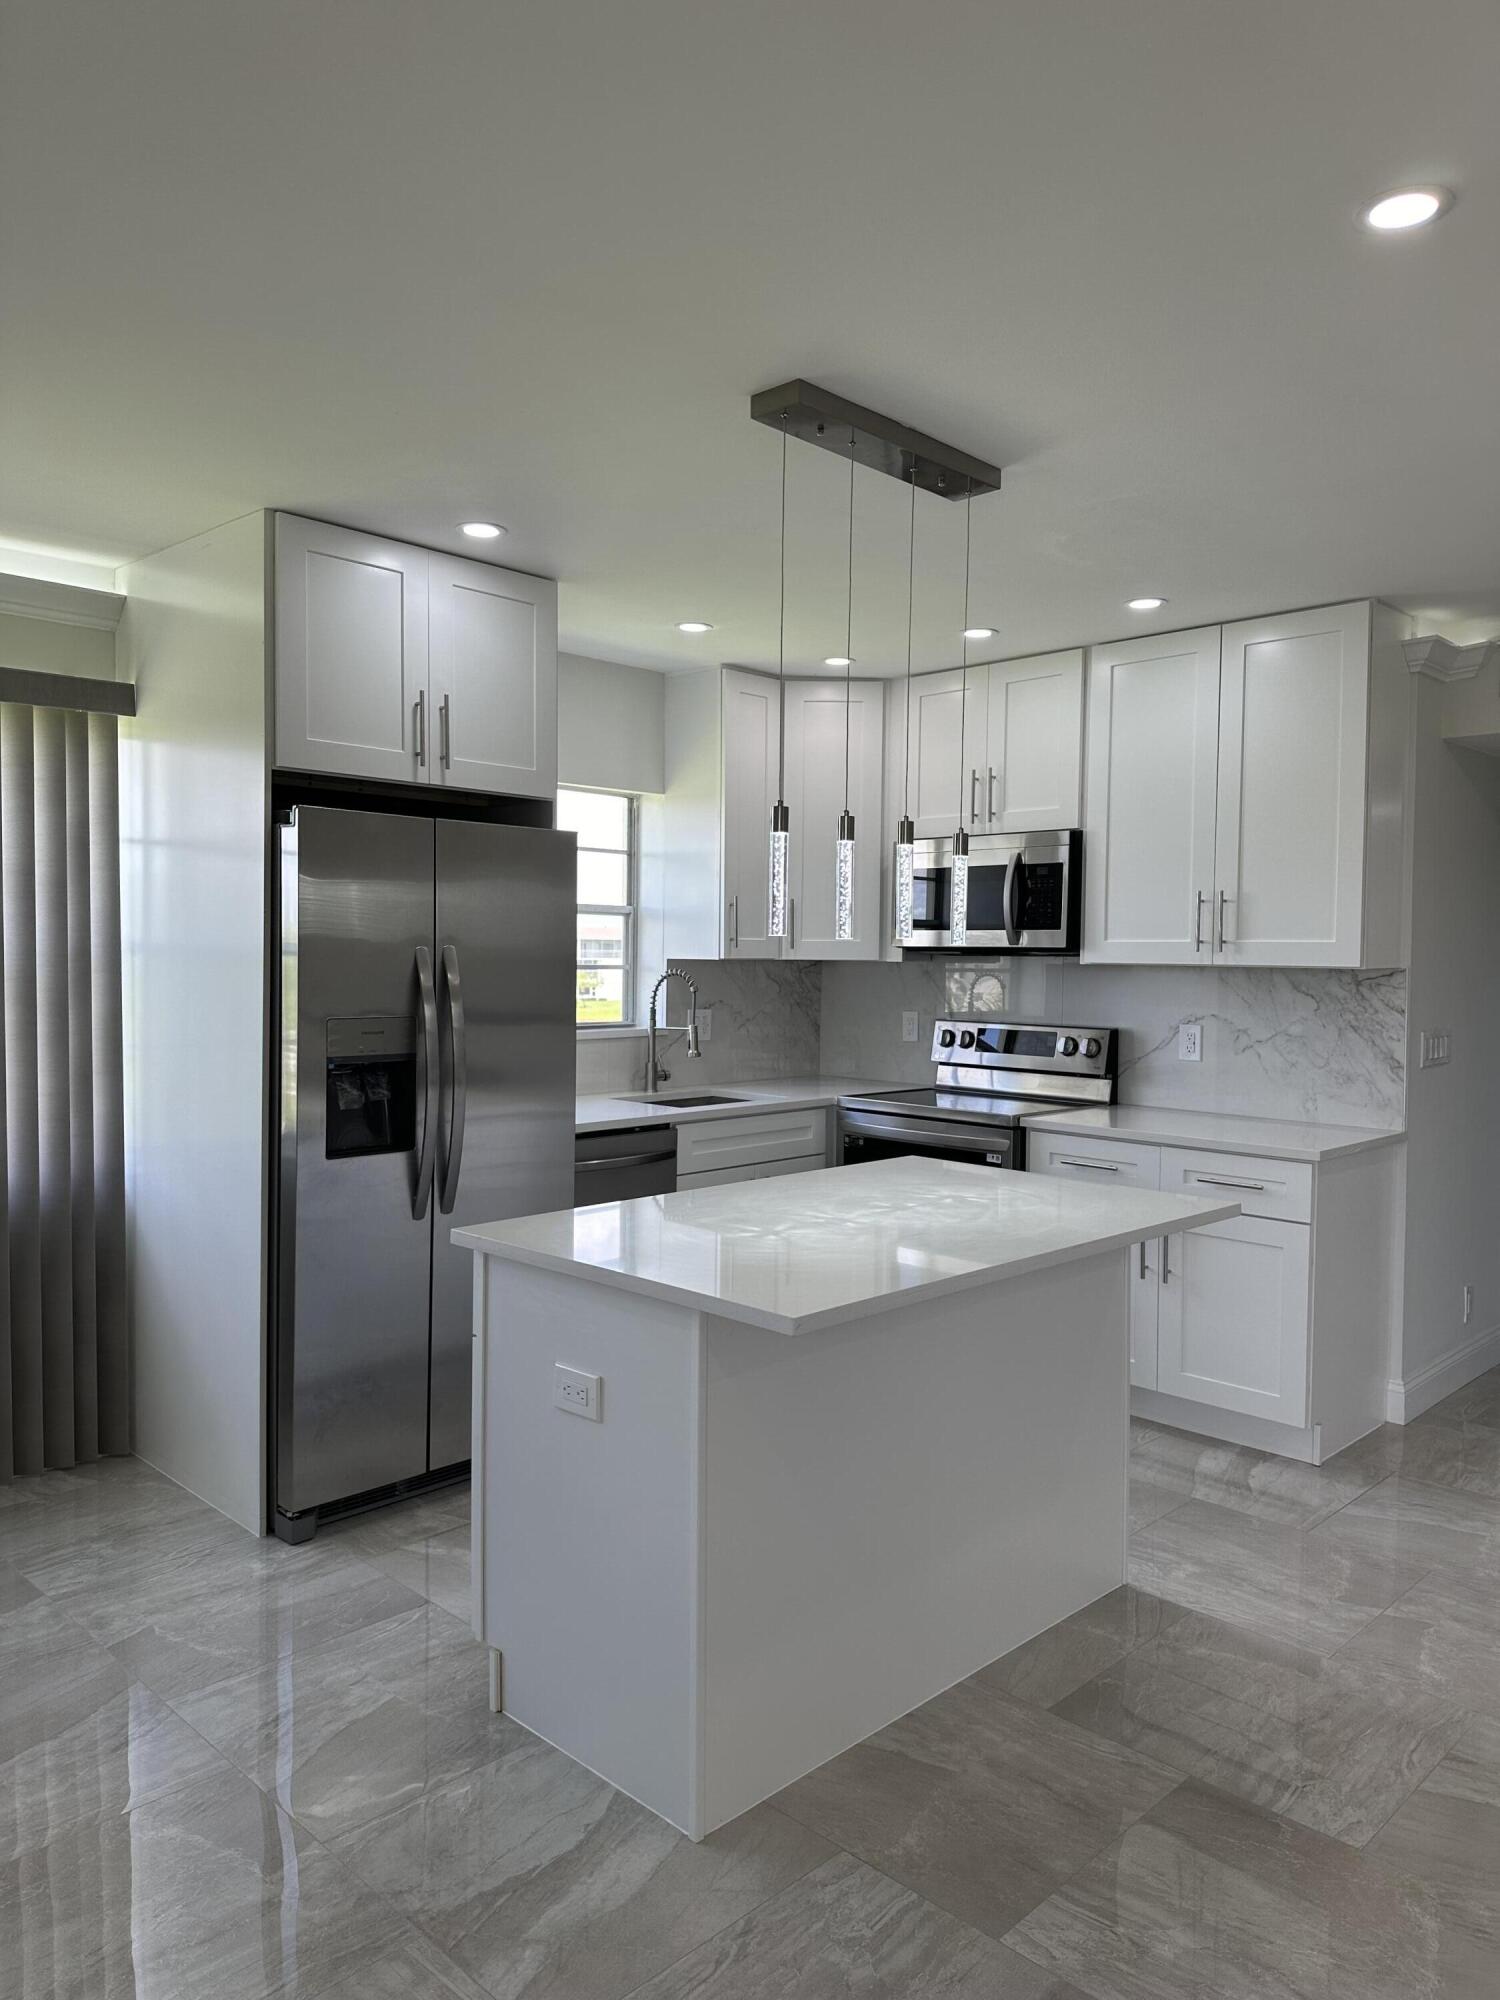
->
[646, 967, 702, 1093]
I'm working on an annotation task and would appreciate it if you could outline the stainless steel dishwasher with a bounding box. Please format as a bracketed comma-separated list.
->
[574, 1125, 677, 1205]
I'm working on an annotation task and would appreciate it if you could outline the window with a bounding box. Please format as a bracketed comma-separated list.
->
[559, 787, 636, 1027]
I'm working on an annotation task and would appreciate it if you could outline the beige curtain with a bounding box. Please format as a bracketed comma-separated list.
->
[0, 702, 128, 1477]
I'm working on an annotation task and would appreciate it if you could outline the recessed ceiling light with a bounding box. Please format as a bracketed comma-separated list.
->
[963, 627, 996, 642]
[1363, 186, 1452, 232]
[676, 620, 714, 634]
[460, 521, 505, 539]
[823, 655, 853, 668]
[1127, 596, 1167, 612]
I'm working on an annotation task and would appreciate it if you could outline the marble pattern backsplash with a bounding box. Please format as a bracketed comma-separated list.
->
[820, 960, 1407, 1130]
[577, 959, 823, 1097]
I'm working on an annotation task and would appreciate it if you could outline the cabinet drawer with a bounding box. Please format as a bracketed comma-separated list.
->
[1029, 1135, 1162, 1189]
[1161, 1149, 1312, 1223]
[757, 1152, 826, 1180]
[676, 1161, 763, 1191]
[676, 1109, 829, 1177]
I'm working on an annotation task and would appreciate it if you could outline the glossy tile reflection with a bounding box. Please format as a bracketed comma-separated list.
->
[4, 1373, 1500, 1996]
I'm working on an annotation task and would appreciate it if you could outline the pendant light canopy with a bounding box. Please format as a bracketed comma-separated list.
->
[949, 484, 974, 948]
[834, 430, 857, 942]
[767, 414, 790, 939]
[894, 465, 917, 945]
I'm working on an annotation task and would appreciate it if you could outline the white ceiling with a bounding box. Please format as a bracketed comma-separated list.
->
[4, 0, 1500, 673]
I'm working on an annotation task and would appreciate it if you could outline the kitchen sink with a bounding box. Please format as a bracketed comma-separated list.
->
[625, 1092, 752, 1109]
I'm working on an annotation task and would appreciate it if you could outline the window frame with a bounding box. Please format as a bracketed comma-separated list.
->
[562, 785, 638, 1030]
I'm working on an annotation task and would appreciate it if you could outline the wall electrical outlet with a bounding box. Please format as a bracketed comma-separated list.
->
[1419, 1030, 1451, 1068]
[1178, 1022, 1203, 1062]
[697, 1009, 712, 1043]
[553, 1364, 602, 1421]
[902, 1011, 920, 1043]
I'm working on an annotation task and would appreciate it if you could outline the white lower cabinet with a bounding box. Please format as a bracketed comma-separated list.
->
[675, 1108, 831, 1191]
[1155, 1213, 1310, 1427]
[1031, 1129, 1398, 1459]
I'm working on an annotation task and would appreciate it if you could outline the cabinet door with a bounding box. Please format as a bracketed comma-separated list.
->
[783, 679, 884, 960]
[1156, 1215, 1311, 1427]
[721, 670, 782, 959]
[428, 555, 557, 799]
[274, 514, 428, 782]
[907, 667, 988, 838]
[1082, 628, 1221, 963]
[1030, 1135, 1161, 1387]
[984, 651, 1084, 832]
[1214, 602, 1370, 966]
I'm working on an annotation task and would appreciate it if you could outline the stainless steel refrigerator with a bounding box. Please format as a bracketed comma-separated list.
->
[271, 803, 575, 1541]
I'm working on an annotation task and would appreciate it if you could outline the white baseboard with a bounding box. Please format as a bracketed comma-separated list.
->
[1387, 1324, 1500, 1425]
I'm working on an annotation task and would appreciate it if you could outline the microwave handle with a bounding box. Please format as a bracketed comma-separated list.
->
[1003, 851, 1021, 948]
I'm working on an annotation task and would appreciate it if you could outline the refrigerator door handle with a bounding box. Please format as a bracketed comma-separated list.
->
[412, 946, 439, 1220]
[439, 943, 468, 1215]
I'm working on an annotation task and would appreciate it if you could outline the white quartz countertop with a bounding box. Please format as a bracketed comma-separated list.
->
[575, 1074, 899, 1134]
[453, 1156, 1239, 1335]
[1021, 1103, 1404, 1163]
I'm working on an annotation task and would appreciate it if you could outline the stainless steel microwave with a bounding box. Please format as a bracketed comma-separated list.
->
[901, 829, 1082, 953]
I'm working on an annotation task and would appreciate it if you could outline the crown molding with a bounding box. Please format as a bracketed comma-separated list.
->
[1404, 634, 1500, 682]
[0, 572, 125, 632]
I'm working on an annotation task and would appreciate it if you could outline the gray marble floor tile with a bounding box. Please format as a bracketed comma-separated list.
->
[326, 1515, 472, 1622]
[0, 1676, 226, 1863]
[326, 1484, 471, 1556]
[1305, 1473, 1500, 1573]
[1127, 1472, 1185, 1532]
[299, 1927, 500, 2000]
[1053, 1606, 1466, 1844]
[974, 1586, 1183, 1710]
[772, 1675, 1179, 1941]
[1128, 1495, 1430, 1653]
[0, 1561, 39, 1617]
[0, 1456, 208, 1569]
[0, 1593, 128, 1763]
[629, 1852, 1088, 1999]
[1331, 1559, 1500, 1718]
[1363, 1714, 1500, 1994]
[1125, 1420, 1398, 1528]
[172, 1596, 518, 1840]
[332, 1734, 834, 2000]
[1423, 1364, 1500, 1431]
[1385, 1410, 1500, 1499]
[1005, 1779, 1477, 1999]
[0, 1758, 406, 2000]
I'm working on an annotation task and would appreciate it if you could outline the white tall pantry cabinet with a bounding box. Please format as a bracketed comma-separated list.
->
[1083, 601, 1409, 969]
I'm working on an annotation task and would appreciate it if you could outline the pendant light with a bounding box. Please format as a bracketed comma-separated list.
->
[949, 482, 973, 949]
[834, 430, 857, 941]
[893, 463, 917, 944]
[767, 413, 790, 938]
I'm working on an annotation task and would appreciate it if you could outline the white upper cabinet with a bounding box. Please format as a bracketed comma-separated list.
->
[275, 515, 428, 783]
[1213, 601, 1368, 966]
[1083, 601, 1408, 969]
[427, 555, 556, 799]
[782, 678, 884, 960]
[979, 651, 1085, 832]
[1083, 627, 1222, 964]
[721, 669, 782, 958]
[906, 667, 985, 838]
[274, 515, 557, 798]
[662, 667, 783, 961]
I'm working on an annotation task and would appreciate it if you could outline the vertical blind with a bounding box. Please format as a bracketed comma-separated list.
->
[0, 702, 128, 1477]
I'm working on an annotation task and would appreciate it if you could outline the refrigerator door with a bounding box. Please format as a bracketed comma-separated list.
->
[429, 820, 576, 1469]
[277, 806, 438, 1516]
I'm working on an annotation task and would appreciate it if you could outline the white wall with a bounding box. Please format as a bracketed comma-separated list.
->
[558, 651, 664, 793]
[116, 512, 270, 1532]
[1396, 680, 1500, 1412]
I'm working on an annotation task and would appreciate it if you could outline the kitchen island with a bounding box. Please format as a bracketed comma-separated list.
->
[456, 1157, 1235, 1838]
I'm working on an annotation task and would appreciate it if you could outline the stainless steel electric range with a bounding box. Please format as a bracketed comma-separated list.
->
[838, 1020, 1119, 1174]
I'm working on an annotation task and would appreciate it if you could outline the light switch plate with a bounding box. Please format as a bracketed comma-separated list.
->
[902, 1011, 920, 1043]
[554, 1364, 602, 1421]
[1178, 1022, 1203, 1062]
[1419, 1030, 1451, 1068]
[697, 1010, 712, 1043]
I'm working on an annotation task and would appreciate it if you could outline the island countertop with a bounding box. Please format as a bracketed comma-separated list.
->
[453, 1156, 1238, 1335]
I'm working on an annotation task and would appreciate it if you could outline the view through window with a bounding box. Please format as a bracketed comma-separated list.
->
[559, 787, 635, 1025]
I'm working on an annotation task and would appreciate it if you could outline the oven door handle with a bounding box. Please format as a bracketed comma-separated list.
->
[1003, 851, 1022, 948]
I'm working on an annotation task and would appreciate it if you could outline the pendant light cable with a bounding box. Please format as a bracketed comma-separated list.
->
[777, 411, 788, 798]
[949, 480, 973, 947]
[843, 430, 855, 812]
[834, 428, 857, 941]
[893, 462, 918, 945]
[903, 464, 915, 821]
[767, 411, 791, 940]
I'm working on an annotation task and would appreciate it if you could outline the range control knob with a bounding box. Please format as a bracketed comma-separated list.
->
[1083, 1036, 1102, 1059]
[1060, 1036, 1080, 1057]
[938, 1028, 957, 1049]
[958, 1029, 977, 1050]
